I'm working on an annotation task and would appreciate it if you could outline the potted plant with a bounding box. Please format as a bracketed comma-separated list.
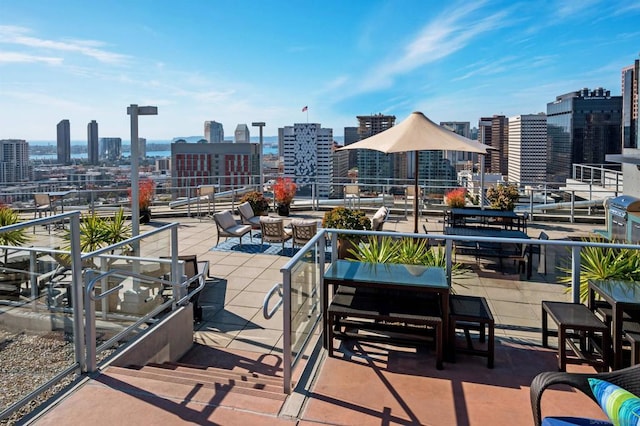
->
[273, 177, 297, 216]
[445, 187, 467, 208]
[322, 207, 371, 259]
[486, 183, 519, 211]
[240, 191, 271, 216]
[128, 179, 156, 223]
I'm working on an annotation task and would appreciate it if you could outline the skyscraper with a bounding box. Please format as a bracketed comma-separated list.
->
[547, 88, 622, 183]
[508, 114, 548, 184]
[99, 137, 122, 162]
[477, 116, 508, 175]
[138, 137, 147, 160]
[204, 121, 224, 143]
[622, 59, 639, 149]
[440, 121, 472, 171]
[57, 119, 71, 165]
[234, 124, 250, 143]
[356, 114, 401, 190]
[343, 126, 359, 169]
[282, 123, 333, 198]
[87, 120, 99, 165]
[0, 139, 30, 183]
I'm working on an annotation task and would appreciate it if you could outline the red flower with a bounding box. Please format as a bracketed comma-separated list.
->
[128, 179, 156, 210]
[273, 178, 297, 205]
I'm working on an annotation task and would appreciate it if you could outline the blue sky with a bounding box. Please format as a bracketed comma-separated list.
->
[1, 0, 639, 141]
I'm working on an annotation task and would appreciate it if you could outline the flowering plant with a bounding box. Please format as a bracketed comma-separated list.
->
[445, 187, 467, 208]
[128, 179, 156, 211]
[240, 191, 271, 214]
[273, 177, 297, 205]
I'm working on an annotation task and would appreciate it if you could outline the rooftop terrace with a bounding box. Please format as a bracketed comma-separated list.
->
[2, 207, 618, 425]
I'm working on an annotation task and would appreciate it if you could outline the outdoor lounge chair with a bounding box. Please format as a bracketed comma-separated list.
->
[238, 201, 261, 238]
[291, 219, 318, 248]
[213, 210, 252, 246]
[530, 363, 640, 426]
[259, 216, 292, 252]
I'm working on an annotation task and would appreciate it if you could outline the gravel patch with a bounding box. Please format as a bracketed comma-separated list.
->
[0, 328, 75, 425]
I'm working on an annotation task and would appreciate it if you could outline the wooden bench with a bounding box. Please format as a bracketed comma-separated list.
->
[542, 301, 610, 371]
[449, 294, 495, 368]
[327, 289, 443, 369]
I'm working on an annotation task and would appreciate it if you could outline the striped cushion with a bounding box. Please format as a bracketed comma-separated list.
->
[589, 378, 640, 425]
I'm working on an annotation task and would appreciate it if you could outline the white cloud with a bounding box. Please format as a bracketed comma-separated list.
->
[0, 25, 129, 64]
[0, 51, 62, 65]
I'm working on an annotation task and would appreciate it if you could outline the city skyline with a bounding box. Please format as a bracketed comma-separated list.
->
[1, 0, 639, 141]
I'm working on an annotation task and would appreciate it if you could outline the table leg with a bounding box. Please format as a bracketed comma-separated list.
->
[613, 306, 623, 370]
[322, 281, 328, 349]
[442, 291, 449, 359]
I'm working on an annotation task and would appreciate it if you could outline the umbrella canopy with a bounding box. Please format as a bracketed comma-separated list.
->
[339, 111, 494, 233]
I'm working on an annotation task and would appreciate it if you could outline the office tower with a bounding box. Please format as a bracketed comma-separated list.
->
[87, 120, 99, 165]
[440, 121, 473, 171]
[138, 138, 147, 160]
[622, 59, 639, 149]
[56, 119, 71, 165]
[282, 123, 333, 198]
[0, 139, 30, 183]
[278, 127, 285, 158]
[234, 124, 250, 143]
[356, 114, 402, 190]
[204, 121, 224, 143]
[508, 114, 548, 184]
[332, 141, 350, 197]
[99, 137, 122, 162]
[344, 126, 359, 169]
[171, 139, 259, 195]
[547, 88, 622, 183]
[478, 115, 509, 175]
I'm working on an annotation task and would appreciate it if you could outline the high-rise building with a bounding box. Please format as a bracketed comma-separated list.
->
[343, 126, 359, 169]
[507, 114, 548, 184]
[440, 121, 473, 171]
[547, 88, 622, 183]
[87, 120, 99, 165]
[477, 116, 508, 176]
[138, 137, 147, 160]
[204, 121, 224, 143]
[234, 124, 250, 143]
[171, 140, 259, 195]
[622, 59, 639, 149]
[282, 123, 333, 198]
[332, 141, 350, 198]
[606, 58, 640, 198]
[56, 119, 71, 165]
[356, 114, 401, 190]
[99, 137, 122, 162]
[0, 139, 30, 183]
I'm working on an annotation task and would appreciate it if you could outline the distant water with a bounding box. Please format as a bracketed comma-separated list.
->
[30, 146, 278, 161]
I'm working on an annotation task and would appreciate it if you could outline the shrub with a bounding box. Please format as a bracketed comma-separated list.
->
[486, 183, 519, 211]
[445, 187, 467, 208]
[0, 205, 31, 264]
[240, 191, 271, 214]
[128, 179, 156, 211]
[322, 207, 371, 241]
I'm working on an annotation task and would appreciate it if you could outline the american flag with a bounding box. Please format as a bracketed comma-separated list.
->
[302, 106, 308, 112]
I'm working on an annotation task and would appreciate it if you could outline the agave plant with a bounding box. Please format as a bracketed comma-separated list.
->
[558, 237, 640, 302]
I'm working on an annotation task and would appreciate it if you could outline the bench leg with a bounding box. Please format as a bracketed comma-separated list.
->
[435, 321, 443, 370]
[488, 321, 494, 369]
[542, 305, 549, 348]
[328, 313, 335, 357]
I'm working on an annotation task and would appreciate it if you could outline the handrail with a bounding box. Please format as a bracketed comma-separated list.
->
[263, 283, 283, 319]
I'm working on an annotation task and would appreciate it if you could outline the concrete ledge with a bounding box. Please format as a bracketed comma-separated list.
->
[111, 305, 193, 367]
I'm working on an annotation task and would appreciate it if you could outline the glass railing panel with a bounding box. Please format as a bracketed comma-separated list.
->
[286, 240, 324, 368]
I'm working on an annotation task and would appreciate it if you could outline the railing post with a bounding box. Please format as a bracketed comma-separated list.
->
[570, 191, 575, 223]
[282, 264, 292, 394]
[571, 246, 581, 303]
[69, 213, 86, 372]
[30, 250, 38, 312]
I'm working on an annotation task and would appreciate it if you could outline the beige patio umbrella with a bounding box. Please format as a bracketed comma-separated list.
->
[339, 111, 494, 233]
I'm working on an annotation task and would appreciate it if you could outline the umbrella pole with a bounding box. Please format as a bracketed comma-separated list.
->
[414, 150, 419, 234]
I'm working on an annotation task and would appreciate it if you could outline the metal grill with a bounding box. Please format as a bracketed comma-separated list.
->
[608, 195, 640, 242]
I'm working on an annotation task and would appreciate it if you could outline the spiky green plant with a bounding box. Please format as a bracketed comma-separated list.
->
[558, 237, 640, 302]
[60, 209, 132, 260]
[0, 206, 31, 264]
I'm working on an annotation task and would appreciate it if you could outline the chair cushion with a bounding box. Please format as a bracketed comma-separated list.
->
[541, 417, 612, 426]
[260, 216, 282, 224]
[589, 378, 640, 425]
[372, 206, 388, 231]
[215, 211, 237, 229]
[238, 202, 255, 219]
[291, 219, 317, 227]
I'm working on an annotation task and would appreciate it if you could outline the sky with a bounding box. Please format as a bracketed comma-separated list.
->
[1, 0, 639, 142]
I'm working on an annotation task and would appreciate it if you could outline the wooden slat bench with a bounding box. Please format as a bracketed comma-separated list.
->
[327, 289, 444, 369]
[542, 301, 610, 371]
